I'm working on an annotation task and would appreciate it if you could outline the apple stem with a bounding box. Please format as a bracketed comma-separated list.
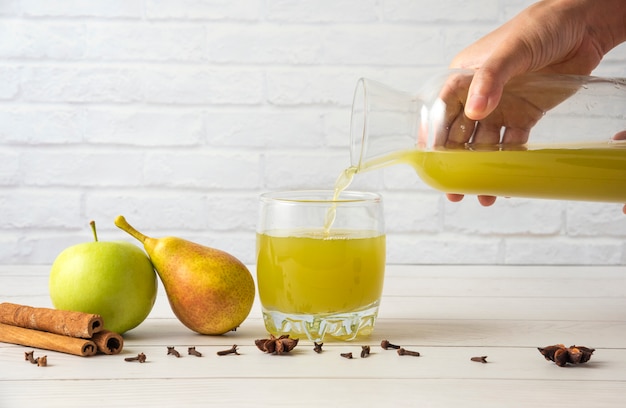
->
[89, 220, 98, 242]
[114, 215, 148, 244]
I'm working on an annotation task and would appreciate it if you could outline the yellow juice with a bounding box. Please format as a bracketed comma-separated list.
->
[388, 142, 626, 202]
[256, 229, 385, 315]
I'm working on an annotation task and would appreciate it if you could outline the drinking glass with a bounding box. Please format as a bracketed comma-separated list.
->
[256, 190, 385, 342]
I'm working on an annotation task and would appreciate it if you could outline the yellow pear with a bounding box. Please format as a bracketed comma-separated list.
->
[114, 215, 255, 335]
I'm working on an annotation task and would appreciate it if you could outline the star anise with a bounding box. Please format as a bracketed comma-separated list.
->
[538, 344, 595, 367]
[255, 334, 299, 354]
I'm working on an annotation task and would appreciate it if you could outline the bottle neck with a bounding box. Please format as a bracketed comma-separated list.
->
[350, 78, 422, 171]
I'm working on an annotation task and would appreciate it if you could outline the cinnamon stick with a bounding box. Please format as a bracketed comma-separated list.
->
[91, 330, 124, 355]
[0, 323, 97, 357]
[0, 303, 103, 338]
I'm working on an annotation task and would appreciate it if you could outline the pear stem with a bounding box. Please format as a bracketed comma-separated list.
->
[89, 220, 98, 242]
[114, 215, 148, 244]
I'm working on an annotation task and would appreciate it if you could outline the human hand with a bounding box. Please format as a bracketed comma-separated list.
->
[449, 0, 619, 121]
[437, 71, 582, 206]
[443, 0, 626, 206]
[435, 71, 579, 148]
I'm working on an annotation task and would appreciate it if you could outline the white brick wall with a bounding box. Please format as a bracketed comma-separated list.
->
[1, 0, 626, 265]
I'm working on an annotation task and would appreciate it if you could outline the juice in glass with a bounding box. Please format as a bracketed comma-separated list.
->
[257, 229, 385, 315]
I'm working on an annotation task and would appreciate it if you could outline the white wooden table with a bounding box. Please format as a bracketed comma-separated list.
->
[1, 264, 625, 407]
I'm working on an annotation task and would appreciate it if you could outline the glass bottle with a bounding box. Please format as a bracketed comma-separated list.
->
[350, 70, 626, 203]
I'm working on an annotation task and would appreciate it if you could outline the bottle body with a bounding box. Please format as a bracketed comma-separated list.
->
[350, 70, 626, 202]
[403, 145, 626, 202]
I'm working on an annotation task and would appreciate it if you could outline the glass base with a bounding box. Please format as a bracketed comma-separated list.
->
[261, 301, 380, 342]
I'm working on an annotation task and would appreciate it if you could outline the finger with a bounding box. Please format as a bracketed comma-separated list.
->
[465, 68, 507, 120]
[501, 126, 531, 145]
[435, 73, 472, 147]
[470, 121, 503, 145]
[446, 114, 478, 146]
[465, 45, 533, 121]
[612, 130, 626, 141]
[433, 97, 463, 148]
[446, 193, 465, 202]
[477, 195, 497, 206]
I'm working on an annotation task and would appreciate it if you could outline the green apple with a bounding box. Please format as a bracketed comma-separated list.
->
[49, 221, 157, 334]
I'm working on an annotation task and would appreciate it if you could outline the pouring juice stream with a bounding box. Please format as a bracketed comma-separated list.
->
[323, 166, 357, 233]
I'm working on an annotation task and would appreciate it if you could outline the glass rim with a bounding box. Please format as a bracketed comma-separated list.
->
[259, 190, 382, 204]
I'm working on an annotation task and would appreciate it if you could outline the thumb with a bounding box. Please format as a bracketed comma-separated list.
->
[464, 66, 508, 120]
[464, 49, 530, 120]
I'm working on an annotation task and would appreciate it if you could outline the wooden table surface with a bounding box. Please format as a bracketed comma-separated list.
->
[1, 264, 625, 407]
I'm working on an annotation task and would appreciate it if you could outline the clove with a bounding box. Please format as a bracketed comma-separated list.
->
[397, 347, 420, 357]
[25, 350, 37, 364]
[340, 352, 353, 359]
[380, 339, 401, 350]
[471, 356, 488, 363]
[167, 346, 181, 358]
[124, 352, 147, 363]
[313, 342, 324, 354]
[360, 345, 371, 358]
[36, 355, 47, 367]
[188, 347, 203, 357]
[217, 345, 240, 356]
